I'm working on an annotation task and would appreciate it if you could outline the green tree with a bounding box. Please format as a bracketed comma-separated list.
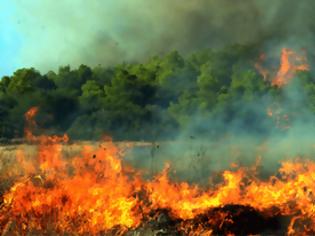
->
[79, 80, 104, 112]
[8, 68, 42, 94]
[53, 65, 92, 95]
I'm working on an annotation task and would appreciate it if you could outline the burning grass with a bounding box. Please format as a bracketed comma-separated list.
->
[1, 107, 315, 235]
[1, 138, 315, 235]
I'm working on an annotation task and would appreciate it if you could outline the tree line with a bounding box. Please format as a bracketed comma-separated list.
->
[0, 44, 314, 141]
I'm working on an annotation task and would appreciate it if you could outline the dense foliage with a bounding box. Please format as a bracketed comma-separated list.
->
[0, 45, 313, 141]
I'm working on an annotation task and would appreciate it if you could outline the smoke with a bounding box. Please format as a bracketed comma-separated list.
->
[9, 0, 315, 181]
[125, 65, 315, 183]
[11, 0, 315, 73]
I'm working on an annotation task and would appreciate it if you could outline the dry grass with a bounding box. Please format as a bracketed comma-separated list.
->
[0, 141, 154, 191]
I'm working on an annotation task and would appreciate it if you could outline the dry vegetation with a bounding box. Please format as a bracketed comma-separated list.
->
[0, 141, 152, 192]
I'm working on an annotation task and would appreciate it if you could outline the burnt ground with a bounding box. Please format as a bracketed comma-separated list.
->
[126, 205, 290, 236]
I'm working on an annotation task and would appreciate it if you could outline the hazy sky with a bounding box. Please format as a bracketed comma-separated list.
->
[0, 0, 314, 78]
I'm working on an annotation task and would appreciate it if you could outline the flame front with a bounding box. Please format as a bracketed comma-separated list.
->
[1, 115, 315, 234]
[2, 141, 315, 234]
[1, 139, 143, 235]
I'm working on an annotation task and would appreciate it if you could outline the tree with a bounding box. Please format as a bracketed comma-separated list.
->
[53, 65, 92, 95]
[102, 68, 155, 138]
[155, 51, 197, 108]
[79, 80, 104, 112]
[8, 68, 42, 94]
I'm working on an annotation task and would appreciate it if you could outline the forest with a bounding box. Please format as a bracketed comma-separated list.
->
[0, 44, 314, 141]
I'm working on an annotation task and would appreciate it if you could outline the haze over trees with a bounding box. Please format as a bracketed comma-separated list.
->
[0, 45, 313, 141]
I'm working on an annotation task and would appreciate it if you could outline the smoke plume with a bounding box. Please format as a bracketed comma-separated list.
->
[11, 0, 315, 73]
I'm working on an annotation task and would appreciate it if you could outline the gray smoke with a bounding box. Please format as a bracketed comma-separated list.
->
[11, 0, 315, 73]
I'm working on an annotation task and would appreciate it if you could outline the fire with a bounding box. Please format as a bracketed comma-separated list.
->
[258, 48, 310, 129]
[272, 48, 309, 87]
[24, 106, 69, 144]
[1, 138, 142, 234]
[255, 48, 310, 88]
[1, 108, 315, 235]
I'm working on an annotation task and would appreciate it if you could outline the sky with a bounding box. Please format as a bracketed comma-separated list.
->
[0, 0, 314, 78]
[0, 1, 22, 77]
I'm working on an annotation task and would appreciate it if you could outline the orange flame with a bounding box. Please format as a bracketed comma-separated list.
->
[1, 108, 315, 235]
[24, 106, 69, 144]
[272, 48, 309, 87]
[255, 48, 310, 88]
